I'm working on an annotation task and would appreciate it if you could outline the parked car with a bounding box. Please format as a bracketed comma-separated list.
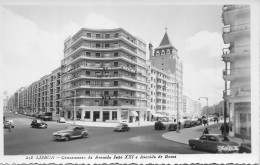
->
[190, 120, 197, 127]
[239, 142, 251, 153]
[168, 123, 177, 131]
[4, 120, 14, 128]
[57, 117, 66, 123]
[40, 112, 52, 121]
[184, 120, 195, 128]
[53, 125, 89, 141]
[31, 119, 48, 128]
[14, 112, 18, 115]
[188, 134, 239, 153]
[195, 119, 202, 125]
[155, 121, 166, 130]
[114, 123, 130, 132]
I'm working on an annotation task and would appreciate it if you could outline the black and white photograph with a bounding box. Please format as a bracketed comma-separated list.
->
[0, 0, 259, 164]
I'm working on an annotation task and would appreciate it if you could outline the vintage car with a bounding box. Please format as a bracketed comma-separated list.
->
[168, 123, 177, 131]
[239, 142, 251, 153]
[4, 120, 14, 128]
[188, 134, 239, 153]
[31, 119, 48, 128]
[57, 117, 66, 123]
[154, 121, 166, 130]
[184, 120, 196, 128]
[53, 125, 89, 141]
[114, 123, 130, 132]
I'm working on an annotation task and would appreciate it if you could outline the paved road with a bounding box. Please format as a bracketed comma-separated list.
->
[4, 112, 205, 155]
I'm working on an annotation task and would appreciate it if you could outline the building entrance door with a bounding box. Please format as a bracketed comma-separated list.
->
[93, 111, 100, 122]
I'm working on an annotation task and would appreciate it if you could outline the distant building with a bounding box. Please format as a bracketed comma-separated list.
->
[182, 95, 202, 117]
[222, 5, 250, 139]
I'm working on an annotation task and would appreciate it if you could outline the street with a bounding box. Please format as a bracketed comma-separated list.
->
[4, 112, 205, 155]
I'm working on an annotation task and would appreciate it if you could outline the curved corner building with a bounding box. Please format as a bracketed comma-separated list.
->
[61, 28, 148, 123]
[222, 5, 250, 139]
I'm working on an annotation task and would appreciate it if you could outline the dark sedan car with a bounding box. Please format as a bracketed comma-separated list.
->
[189, 134, 239, 153]
[53, 125, 89, 141]
[184, 120, 195, 128]
[31, 119, 48, 128]
[168, 123, 177, 131]
[114, 123, 130, 132]
[155, 121, 166, 130]
[239, 142, 251, 153]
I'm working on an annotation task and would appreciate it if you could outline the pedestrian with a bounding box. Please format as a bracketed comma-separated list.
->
[8, 122, 12, 132]
[178, 121, 181, 130]
[225, 123, 230, 135]
[203, 119, 207, 126]
[220, 124, 224, 135]
[203, 128, 209, 134]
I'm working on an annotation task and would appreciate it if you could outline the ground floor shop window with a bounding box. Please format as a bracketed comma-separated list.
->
[121, 111, 128, 121]
[112, 111, 117, 120]
[103, 111, 110, 121]
[85, 111, 90, 119]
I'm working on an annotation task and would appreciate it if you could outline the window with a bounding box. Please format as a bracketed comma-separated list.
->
[86, 81, 90, 85]
[112, 111, 117, 120]
[161, 50, 165, 55]
[87, 33, 91, 38]
[105, 34, 110, 39]
[104, 72, 109, 77]
[95, 72, 101, 77]
[96, 34, 101, 39]
[114, 52, 119, 57]
[85, 91, 90, 96]
[96, 43, 101, 48]
[104, 100, 109, 106]
[114, 33, 119, 38]
[95, 53, 101, 58]
[199, 136, 207, 140]
[156, 51, 159, 56]
[114, 81, 118, 86]
[104, 91, 109, 96]
[167, 49, 170, 54]
[113, 100, 118, 106]
[208, 136, 217, 142]
[114, 42, 119, 47]
[114, 71, 118, 76]
[86, 71, 90, 76]
[95, 62, 101, 67]
[114, 62, 118, 67]
[85, 111, 90, 119]
[105, 44, 110, 48]
[113, 91, 118, 96]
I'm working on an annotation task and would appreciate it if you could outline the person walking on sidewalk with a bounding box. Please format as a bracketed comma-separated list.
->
[220, 124, 224, 135]
[203, 128, 209, 134]
[178, 121, 181, 131]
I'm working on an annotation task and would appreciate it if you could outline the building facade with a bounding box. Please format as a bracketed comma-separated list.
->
[222, 5, 250, 139]
[183, 95, 202, 117]
[60, 28, 149, 123]
[148, 31, 183, 120]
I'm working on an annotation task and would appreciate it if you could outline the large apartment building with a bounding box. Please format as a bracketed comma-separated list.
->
[60, 28, 149, 123]
[148, 31, 183, 120]
[222, 5, 250, 139]
[182, 95, 202, 117]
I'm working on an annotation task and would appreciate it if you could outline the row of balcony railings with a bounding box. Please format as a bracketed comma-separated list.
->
[63, 94, 147, 99]
[71, 34, 136, 45]
[222, 23, 250, 34]
[222, 45, 250, 55]
[71, 44, 136, 55]
[70, 83, 141, 89]
[68, 103, 146, 107]
[70, 74, 146, 83]
[71, 64, 137, 73]
[71, 52, 137, 63]
[222, 5, 250, 13]
[222, 67, 251, 76]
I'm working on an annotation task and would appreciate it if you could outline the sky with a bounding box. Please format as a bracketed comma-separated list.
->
[0, 2, 229, 106]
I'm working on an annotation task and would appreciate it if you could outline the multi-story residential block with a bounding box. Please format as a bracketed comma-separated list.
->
[148, 31, 183, 120]
[222, 5, 250, 139]
[60, 28, 148, 123]
[183, 95, 202, 117]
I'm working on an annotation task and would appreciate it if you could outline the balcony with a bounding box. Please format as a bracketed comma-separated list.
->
[222, 5, 250, 25]
[222, 23, 250, 44]
[70, 34, 137, 49]
[222, 67, 251, 81]
[222, 45, 250, 62]
[70, 44, 137, 59]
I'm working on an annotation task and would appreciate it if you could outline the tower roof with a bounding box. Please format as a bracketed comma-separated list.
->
[159, 32, 172, 47]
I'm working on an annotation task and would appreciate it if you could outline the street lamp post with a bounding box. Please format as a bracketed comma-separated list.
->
[71, 90, 77, 124]
[199, 97, 208, 125]
[173, 82, 180, 133]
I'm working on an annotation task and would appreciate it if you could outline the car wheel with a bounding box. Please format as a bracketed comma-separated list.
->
[64, 136, 70, 141]
[12, 126, 14, 128]
[82, 134, 88, 138]
[191, 145, 196, 150]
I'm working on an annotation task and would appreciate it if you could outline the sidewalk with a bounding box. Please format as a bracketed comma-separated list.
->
[65, 120, 155, 127]
[162, 122, 250, 145]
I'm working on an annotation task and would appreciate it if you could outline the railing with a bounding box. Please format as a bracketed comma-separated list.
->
[222, 5, 250, 13]
[71, 44, 137, 55]
[70, 74, 137, 81]
[71, 64, 137, 73]
[71, 84, 136, 89]
[74, 103, 141, 107]
[71, 34, 136, 45]
[222, 23, 250, 34]
[222, 67, 251, 76]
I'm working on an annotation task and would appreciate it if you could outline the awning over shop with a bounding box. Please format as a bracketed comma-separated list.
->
[129, 111, 138, 117]
[151, 112, 164, 117]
